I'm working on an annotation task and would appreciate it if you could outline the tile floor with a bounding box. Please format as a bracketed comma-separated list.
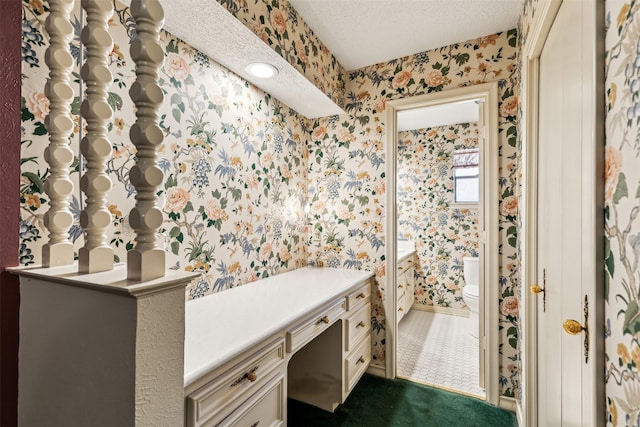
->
[397, 309, 485, 398]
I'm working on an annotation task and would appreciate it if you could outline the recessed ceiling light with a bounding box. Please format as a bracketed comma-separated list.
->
[246, 62, 278, 79]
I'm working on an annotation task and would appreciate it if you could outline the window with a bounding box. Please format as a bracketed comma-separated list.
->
[453, 148, 479, 204]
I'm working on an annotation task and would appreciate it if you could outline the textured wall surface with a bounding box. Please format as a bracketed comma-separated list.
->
[1, 0, 22, 425]
[397, 123, 479, 311]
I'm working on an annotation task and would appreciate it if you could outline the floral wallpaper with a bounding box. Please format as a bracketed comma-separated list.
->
[307, 29, 521, 397]
[215, 0, 345, 110]
[20, 0, 309, 298]
[397, 123, 479, 310]
[605, 0, 640, 425]
[20, 0, 521, 400]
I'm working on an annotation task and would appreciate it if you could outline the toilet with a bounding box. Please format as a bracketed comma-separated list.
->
[462, 256, 480, 338]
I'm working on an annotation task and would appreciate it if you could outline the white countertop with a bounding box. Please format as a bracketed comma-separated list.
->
[184, 267, 374, 388]
[397, 249, 416, 263]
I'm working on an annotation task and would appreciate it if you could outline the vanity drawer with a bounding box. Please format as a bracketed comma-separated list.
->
[286, 298, 345, 353]
[219, 373, 285, 427]
[397, 257, 414, 272]
[345, 303, 371, 352]
[186, 338, 285, 427]
[346, 281, 370, 311]
[345, 334, 371, 394]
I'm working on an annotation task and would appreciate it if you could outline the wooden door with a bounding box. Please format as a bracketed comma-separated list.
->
[535, 0, 602, 425]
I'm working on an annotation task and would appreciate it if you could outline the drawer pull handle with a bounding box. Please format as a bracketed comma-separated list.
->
[399, 307, 404, 312]
[357, 355, 365, 364]
[317, 316, 329, 324]
[357, 321, 366, 328]
[356, 293, 366, 299]
[398, 284, 403, 288]
[231, 367, 259, 387]
[250, 422, 260, 427]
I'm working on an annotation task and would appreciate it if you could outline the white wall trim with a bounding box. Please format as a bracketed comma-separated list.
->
[411, 304, 470, 318]
[366, 364, 386, 378]
[499, 396, 518, 413]
[386, 82, 500, 406]
[516, 401, 524, 427]
[520, 2, 562, 426]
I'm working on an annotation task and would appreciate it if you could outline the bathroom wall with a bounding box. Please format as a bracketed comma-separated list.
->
[307, 30, 520, 397]
[20, 1, 309, 298]
[397, 123, 480, 311]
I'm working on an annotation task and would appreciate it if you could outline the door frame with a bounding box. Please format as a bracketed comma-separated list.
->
[385, 82, 500, 405]
[522, 0, 605, 425]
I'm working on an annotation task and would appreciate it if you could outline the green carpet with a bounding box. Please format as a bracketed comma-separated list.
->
[288, 374, 518, 427]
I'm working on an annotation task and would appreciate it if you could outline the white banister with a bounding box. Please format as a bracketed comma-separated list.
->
[78, 0, 114, 273]
[127, 0, 166, 281]
[42, 0, 75, 267]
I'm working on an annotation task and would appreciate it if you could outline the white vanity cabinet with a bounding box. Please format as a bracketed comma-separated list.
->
[184, 267, 374, 426]
[397, 254, 415, 323]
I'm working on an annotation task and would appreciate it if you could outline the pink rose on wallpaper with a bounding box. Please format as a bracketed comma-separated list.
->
[478, 34, 499, 48]
[294, 40, 308, 63]
[500, 195, 518, 216]
[260, 152, 273, 168]
[501, 296, 519, 316]
[26, 91, 50, 121]
[164, 187, 189, 212]
[605, 145, 623, 205]
[279, 246, 292, 261]
[250, 22, 269, 43]
[444, 130, 458, 140]
[392, 71, 412, 89]
[205, 199, 229, 221]
[337, 127, 355, 143]
[427, 129, 438, 139]
[270, 9, 287, 34]
[501, 95, 518, 117]
[247, 173, 259, 189]
[259, 243, 273, 261]
[425, 69, 445, 87]
[311, 126, 327, 142]
[373, 97, 386, 112]
[165, 53, 190, 81]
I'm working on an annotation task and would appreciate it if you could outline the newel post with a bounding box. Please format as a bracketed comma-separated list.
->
[127, 0, 167, 281]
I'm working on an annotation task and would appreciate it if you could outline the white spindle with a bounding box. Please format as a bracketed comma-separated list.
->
[127, 0, 166, 281]
[78, 0, 114, 273]
[42, 0, 76, 267]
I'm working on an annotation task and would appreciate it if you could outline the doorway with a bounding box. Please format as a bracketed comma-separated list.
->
[385, 82, 500, 405]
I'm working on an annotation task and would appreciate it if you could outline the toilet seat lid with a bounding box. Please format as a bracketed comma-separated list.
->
[463, 285, 479, 298]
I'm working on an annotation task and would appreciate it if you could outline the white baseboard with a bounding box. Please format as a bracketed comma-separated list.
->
[411, 303, 470, 318]
[499, 396, 517, 413]
[366, 363, 386, 378]
[516, 401, 524, 427]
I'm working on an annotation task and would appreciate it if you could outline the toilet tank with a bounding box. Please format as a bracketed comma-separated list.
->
[463, 256, 479, 288]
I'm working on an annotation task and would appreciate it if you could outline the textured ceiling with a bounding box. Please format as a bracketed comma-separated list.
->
[289, 0, 523, 70]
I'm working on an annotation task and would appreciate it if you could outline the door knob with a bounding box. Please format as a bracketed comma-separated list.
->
[562, 319, 585, 335]
[530, 285, 543, 294]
